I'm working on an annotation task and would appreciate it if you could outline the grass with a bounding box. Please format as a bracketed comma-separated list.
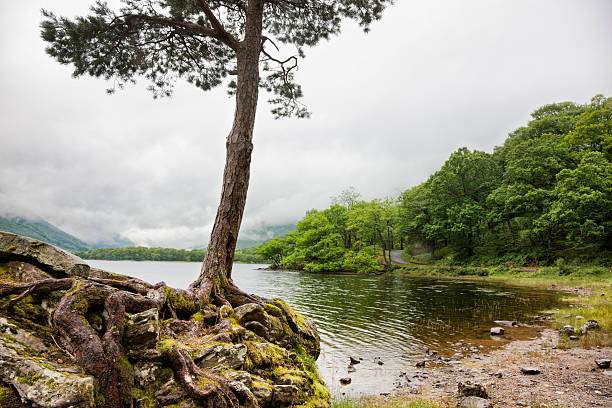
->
[546, 286, 612, 347]
[332, 396, 450, 408]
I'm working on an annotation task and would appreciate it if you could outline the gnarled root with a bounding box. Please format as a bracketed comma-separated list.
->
[162, 346, 243, 408]
[52, 280, 160, 408]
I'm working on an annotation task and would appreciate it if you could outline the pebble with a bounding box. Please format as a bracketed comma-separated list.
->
[490, 327, 504, 335]
[339, 377, 351, 385]
[520, 367, 541, 375]
[595, 359, 610, 369]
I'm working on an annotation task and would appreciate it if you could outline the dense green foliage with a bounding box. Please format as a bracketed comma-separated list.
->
[259, 95, 612, 271]
[0, 215, 90, 252]
[257, 191, 394, 273]
[76, 246, 264, 263]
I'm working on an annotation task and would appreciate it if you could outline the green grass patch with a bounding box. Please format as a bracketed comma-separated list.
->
[332, 396, 449, 408]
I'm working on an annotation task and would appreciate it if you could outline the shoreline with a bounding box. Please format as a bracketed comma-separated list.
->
[334, 328, 611, 407]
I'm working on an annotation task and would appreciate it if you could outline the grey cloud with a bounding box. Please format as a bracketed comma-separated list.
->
[1, 0, 611, 248]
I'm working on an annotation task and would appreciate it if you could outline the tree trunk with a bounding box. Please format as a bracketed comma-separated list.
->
[189, 0, 264, 307]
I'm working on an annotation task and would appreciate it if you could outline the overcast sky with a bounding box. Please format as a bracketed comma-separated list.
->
[1, 0, 611, 248]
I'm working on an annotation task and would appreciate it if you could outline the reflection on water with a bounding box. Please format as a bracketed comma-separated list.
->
[87, 261, 561, 396]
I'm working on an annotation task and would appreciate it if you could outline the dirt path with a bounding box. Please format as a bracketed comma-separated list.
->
[389, 250, 415, 265]
[389, 329, 611, 407]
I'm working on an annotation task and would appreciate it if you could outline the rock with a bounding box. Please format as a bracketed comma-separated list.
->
[416, 360, 426, 367]
[493, 320, 517, 327]
[195, 343, 247, 370]
[0, 334, 95, 407]
[339, 377, 352, 385]
[490, 327, 504, 335]
[581, 320, 599, 334]
[0, 317, 48, 352]
[349, 356, 360, 365]
[272, 384, 299, 405]
[234, 303, 267, 325]
[576, 315, 584, 320]
[123, 308, 160, 349]
[457, 381, 488, 398]
[224, 370, 252, 387]
[604, 370, 612, 376]
[559, 325, 575, 336]
[251, 378, 273, 405]
[595, 359, 611, 369]
[347, 366, 356, 373]
[0, 231, 90, 278]
[458, 396, 493, 408]
[244, 320, 268, 337]
[569, 335, 579, 340]
[450, 352, 463, 360]
[520, 367, 541, 375]
[133, 362, 162, 387]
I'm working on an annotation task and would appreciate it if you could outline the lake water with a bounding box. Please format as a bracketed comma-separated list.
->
[87, 261, 561, 396]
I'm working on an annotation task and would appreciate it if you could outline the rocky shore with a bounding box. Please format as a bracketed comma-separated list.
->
[0, 231, 330, 408]
[346, 326, 611, 407]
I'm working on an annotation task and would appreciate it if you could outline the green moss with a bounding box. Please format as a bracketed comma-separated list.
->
[86, 310, 103, 330]
[0, 264, 17, 281]
[17, 372, 41, 386]
[156, 339, 178, 353]
[0, 385, 11, 401]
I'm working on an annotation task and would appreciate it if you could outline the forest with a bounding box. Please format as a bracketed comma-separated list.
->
[76, 246, 262, 263]
[257, 95, 612, 272]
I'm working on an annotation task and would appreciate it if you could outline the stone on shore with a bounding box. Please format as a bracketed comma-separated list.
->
[457, 381, 488, 398]
[595, 359, 610, 369]
[493, 320, 517, 327]
[458, 396, 493, 408]
[490, 327, 504, 335]
[559, 325, 575, 336]
[520, 367, 541, 375]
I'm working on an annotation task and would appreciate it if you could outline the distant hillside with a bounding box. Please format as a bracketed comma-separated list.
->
[192, 223, 297, 250]
[0, 215, 90, 252]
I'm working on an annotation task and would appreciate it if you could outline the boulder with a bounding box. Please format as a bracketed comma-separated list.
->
[595, 359, 610, 369]
[340, 377, 352, 385]
[0, 332, 95, 407]
[0, 231, 90, 278]
[123, 308, 160, 349]
[493, 320, 517, 327]
[195, 343, 247, 370]
[457, 381, 488, 398]
[559, 325, 575, 336]
[490, 327, 504, 335]
[458, 396, 493, 408]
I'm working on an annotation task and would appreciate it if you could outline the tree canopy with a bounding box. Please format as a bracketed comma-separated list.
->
[260, 95, 612, 272]
[41, 0, 392, 117]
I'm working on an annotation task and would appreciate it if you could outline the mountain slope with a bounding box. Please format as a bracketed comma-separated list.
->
[0, 215, 90, 252]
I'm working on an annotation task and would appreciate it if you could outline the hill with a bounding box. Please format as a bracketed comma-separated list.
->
[0, 215, 90, 252]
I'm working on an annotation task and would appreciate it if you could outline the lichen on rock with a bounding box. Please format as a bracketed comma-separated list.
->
[0, 231, 330, 407]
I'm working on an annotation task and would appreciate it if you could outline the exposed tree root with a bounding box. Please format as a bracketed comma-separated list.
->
[0, 271, 264, 407]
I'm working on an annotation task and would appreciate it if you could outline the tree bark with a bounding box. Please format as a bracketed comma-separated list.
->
[190, 0, 264, 306]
